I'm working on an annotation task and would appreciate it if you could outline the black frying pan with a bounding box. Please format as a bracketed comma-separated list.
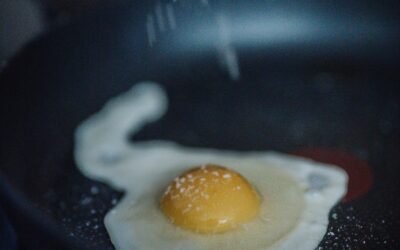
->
[0, 0, 399, 249]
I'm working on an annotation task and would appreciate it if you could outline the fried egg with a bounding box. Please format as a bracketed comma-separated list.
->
[75, 82, 347, 250]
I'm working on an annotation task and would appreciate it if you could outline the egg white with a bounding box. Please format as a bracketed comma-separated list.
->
[75, 82, 347, 250]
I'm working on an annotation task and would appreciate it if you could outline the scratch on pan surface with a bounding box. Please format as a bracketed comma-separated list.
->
[146, 13, 156, 47]
[166, 3, 177, 30]
[155, 1, 166, 32]
[216, 13, 240, 81]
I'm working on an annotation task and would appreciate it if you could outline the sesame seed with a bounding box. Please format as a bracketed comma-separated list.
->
[223, 174, 231, 179]
[201, 193, 209, 199]
[219, 219, 228, 224]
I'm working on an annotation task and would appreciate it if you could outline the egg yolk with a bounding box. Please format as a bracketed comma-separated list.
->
[160, 164, 260, 233]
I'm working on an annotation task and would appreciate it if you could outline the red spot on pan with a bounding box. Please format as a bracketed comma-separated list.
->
[292, 148, 373, 202]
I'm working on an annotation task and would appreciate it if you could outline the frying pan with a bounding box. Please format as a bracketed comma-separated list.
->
[1, 0, 399, 249]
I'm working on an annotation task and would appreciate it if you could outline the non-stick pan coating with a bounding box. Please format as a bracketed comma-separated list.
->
[0, 0, 399, 249]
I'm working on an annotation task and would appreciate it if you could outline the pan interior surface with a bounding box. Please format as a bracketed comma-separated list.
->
[0, 1, 399, 249]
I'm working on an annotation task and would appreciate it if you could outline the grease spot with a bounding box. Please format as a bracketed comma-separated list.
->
[292, 148, 373, 202]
